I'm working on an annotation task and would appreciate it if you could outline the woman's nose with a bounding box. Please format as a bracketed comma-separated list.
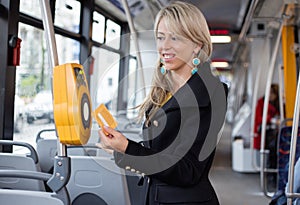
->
[160, 37, 172, 49]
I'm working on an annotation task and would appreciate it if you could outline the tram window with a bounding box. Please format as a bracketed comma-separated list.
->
[126, 58, 139, 118]
[90, 47, 120, 114]
[20, 0, 42, 20]
[55, 34, 80, 64]
[106, 19, 121, 49]
[54, 0, 81, 33]
[92, 11, 105, 43]
[14, 23, 56, 154]
[18, 23, 52, 95]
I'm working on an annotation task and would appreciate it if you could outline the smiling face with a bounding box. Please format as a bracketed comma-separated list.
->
[156, 18, 201, 75]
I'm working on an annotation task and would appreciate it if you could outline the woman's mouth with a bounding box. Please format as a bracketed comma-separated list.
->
[163, 54, 175, 62]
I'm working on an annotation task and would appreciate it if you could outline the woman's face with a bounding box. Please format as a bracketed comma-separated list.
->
[269, 90, 277, 102]
[156, 18, 200, 74]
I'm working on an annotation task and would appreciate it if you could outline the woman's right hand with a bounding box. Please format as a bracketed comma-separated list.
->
[97, 126, 129, 154]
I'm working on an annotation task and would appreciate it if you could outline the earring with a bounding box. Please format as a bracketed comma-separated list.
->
[160, 59, 167, 75]
[191, 57, 200, 75]
[160, 65, 167, 75]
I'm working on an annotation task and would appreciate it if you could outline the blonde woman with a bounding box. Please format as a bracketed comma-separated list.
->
[98, 1, 227, 204]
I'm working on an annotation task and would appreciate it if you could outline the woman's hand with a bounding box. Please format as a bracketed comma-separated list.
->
[97, 126, 129, 154]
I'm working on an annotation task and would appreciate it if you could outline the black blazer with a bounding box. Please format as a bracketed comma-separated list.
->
[115, 63, 227, 205]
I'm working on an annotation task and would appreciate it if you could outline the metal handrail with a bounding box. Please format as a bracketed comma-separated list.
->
[286, 66, 300, 204]
[278, 64, 285, 123]
[260, 20, 283, 198]
[250, 38, 271, 171]
[39, 0, 66, 157]
[238, 0, 260, 42]
[0, 140, 39, 164]
[120, 0, 146, 98]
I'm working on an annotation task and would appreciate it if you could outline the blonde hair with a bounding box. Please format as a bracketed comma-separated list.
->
[138, 1, 212, 124]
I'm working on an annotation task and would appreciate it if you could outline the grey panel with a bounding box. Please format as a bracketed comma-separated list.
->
[67, 156, 131, 205]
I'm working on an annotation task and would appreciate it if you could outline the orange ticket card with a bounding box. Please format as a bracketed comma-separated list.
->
[92, 104, 118, 135]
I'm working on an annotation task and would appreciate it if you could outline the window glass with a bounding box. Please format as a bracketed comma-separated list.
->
[54, 0, 81, 33]
[20, 0, 42, 19]
[92, 11, 105, 43]
[90, 47, 120, 115]
[106, 19, 121, 49]
[126, 58, 138, 118]
[14, 23, 55, 153]
[17, 23, 51, 96]
[56, 34, 80, 64]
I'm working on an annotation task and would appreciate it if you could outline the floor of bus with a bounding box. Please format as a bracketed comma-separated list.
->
[210, 123, 271, 205]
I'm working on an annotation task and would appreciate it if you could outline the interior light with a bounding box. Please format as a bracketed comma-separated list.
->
[210, 35, 231, 43]
[211, 61, 229, 68]
[210, 30, 229, 35]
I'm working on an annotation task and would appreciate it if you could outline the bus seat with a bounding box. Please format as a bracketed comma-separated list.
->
[0, 169, 69, 205]
[36, 139, 57, 173]
[0, 189, 64, 205]
[277, 126, 300, 191]
[0, 140, 45, 191]
[292, 158, 300, 204]
[285, 158, 300, 205]
[35, 128, 101, 172]
[66, 155, 131, 205]
[35, 129, 57, 173]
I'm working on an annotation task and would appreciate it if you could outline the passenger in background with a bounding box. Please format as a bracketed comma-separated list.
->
[253, 84, 280, 149]
[253, 84, 280, 187]
[97, 1, 227, 205]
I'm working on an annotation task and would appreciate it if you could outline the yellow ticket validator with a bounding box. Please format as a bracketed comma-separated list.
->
[93, 104, 118, 135]
[53, 63, 92, 145]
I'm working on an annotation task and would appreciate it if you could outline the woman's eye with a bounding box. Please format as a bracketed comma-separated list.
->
[157, 36, 164, 40]
[171, 36, 177, 41]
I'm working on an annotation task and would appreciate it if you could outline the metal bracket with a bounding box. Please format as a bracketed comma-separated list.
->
[47, 156, 71, 192]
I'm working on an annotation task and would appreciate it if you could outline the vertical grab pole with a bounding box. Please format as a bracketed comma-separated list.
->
[286, 70, 300, 204]
[120, 0, 146, 98]
[278, 64, 285, 122]
[39, 0, 66, 157]
[260, 21, 283, 197]
[250, 38, 270, 171]
[39, 0, 58, 70]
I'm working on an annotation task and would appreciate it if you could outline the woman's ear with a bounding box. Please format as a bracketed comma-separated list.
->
[194, 43, 203, 55]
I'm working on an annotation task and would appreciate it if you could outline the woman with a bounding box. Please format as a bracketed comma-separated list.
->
[253, 84, 280, 150]
[98, 2, 227, 204]
[253, 84, 280, 190]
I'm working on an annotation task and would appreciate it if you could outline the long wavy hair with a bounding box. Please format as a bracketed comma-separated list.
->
[137, 1, 212, 125]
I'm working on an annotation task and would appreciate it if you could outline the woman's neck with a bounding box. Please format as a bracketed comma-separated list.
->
[171, 70, 192, 93]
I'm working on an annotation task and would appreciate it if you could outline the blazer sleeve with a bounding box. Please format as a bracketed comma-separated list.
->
[114, 105, 213, 187]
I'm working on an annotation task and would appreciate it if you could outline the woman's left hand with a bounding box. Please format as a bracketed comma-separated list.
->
[97, 126, 129, 153]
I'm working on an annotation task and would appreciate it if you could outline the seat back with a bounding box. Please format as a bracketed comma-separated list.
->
[36, 129, 100, 173]
[0, 154, 45, 191]
[277, 126, 300, 191]
[0, 140, 45, 191]
[0, 189, 64, 205]
[67, 156, 131, 205]
[0, 170, 69, 205]
[36, 129, 57, 173]
[36, 139, 57, 173]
